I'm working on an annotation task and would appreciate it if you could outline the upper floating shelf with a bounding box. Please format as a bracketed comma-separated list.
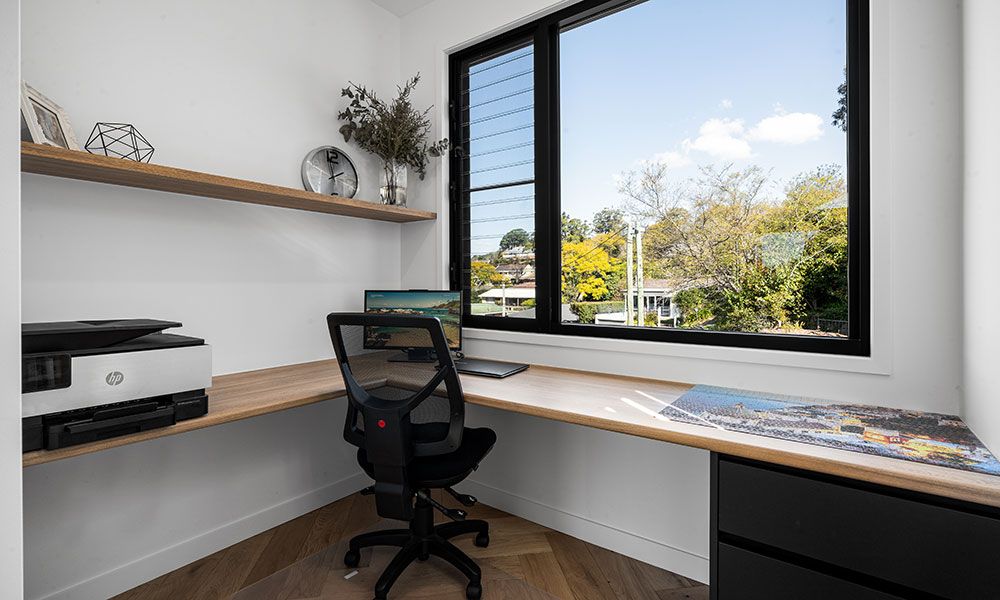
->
[20, 142, 436, 224]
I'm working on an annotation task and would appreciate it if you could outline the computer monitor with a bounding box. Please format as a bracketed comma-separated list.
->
[363, 290, 462, 360]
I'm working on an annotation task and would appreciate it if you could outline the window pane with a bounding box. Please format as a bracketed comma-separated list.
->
[559, 0, 848, 336]
[464, 45, 535, 318]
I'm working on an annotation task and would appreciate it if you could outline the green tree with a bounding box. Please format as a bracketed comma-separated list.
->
[673, 288, 715, 329]
[499, 228, 530, 251]
[765, 165, 849, 324]
[592, 208, 626, 235]
[640, 208, 688, 278]
[561, 212, 591, 243]
[616, 162, 849, 334]
[832, 67, 848, 132]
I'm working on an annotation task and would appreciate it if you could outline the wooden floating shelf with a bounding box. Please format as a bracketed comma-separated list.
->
[20, 142, 436, 224]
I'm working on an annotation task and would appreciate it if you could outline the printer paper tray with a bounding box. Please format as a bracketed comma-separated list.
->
[23, 390, 208, 452]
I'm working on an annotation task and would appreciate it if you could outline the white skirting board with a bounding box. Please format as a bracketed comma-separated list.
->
[462, 478, 710, 584]
[36, 467, 708, 600]
[34, 471, 369, 600]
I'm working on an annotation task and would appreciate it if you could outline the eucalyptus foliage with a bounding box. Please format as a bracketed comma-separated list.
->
[337, 74, 449, 179]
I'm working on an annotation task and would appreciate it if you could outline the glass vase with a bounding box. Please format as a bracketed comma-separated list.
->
[379, 159, 408, 206]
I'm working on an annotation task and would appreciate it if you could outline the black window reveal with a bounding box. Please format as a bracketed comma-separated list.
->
[450, 0, 870, 356]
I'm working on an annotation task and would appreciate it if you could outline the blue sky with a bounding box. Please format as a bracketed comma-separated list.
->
[467, 0, 847, 255]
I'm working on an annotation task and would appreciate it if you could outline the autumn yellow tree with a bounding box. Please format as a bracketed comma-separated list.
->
[561, 238, 621, 302]
[472, 261, 506, 286]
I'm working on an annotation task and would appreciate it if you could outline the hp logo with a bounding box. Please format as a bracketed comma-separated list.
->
[105, 371, 125, 386]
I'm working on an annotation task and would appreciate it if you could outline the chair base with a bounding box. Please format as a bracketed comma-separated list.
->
[345, 492, 490, 600]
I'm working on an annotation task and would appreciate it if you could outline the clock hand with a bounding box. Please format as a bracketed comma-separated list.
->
[329, 171, 345, 180]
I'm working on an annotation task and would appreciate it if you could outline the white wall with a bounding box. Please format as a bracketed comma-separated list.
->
[22, 402, 366, 600]
[962, 0, 1000, 455]
[1, 0, 24, 597]
[398, 0, 965, 583]
[20, 1, 401, 598]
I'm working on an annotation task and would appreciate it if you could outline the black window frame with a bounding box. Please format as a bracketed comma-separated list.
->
[450, 0, 870, 356]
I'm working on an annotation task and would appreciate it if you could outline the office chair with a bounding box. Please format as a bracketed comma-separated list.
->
[327, 313, 497, 600]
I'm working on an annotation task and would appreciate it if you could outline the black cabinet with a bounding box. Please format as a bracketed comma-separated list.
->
[711, 454, 1000, 600]
[716, 543, 905, 600]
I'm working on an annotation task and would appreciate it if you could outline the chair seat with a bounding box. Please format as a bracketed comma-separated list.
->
[358, 424, 497, 488]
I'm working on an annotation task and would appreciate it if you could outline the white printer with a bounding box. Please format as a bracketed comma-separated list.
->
[22, 319, 212, 451]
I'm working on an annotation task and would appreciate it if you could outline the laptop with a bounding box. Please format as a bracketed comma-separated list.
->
[455, 358, 529, 379]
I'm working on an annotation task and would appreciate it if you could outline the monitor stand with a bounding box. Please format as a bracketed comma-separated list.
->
[387, 348, 438, 363]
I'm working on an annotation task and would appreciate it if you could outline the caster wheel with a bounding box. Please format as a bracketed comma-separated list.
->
[474, 532, 490, 548]
[466, 582, 482, 599]
[344, 549, 360, 568]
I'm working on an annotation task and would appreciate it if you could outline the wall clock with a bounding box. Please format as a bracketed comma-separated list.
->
[301, 146, 359, 198]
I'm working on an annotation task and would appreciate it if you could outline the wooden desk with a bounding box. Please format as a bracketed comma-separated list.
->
[24, 356, 1000, 599]
[24, 357, 1000, 511]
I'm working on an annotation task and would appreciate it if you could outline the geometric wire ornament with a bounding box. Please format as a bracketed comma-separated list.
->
[85, 122, 154, 163]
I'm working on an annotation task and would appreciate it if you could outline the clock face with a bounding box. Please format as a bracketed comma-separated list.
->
[302, 146, 359, 198]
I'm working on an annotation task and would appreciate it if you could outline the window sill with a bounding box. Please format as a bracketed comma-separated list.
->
[463, 327, 891, 375]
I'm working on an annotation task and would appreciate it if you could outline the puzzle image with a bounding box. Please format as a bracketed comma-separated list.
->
[661, 386, 1000, 476]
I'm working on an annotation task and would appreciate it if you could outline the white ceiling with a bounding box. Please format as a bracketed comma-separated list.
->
[370, 0, 435, 17]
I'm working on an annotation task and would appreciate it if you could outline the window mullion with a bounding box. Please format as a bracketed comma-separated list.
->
[533, 22, 558, 334]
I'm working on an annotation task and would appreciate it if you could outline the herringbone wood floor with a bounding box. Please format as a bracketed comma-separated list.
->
[114, 491, 708, 600]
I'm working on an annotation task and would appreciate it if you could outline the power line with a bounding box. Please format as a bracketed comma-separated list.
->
[561, 222, 631, 270]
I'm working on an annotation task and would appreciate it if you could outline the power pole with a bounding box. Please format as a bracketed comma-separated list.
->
[625, 225, 634, 327]
[636, 226, 645, 327]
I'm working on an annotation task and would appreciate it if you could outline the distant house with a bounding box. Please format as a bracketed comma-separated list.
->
[496, 263, 535, 282]
[594, 279, 682, 326]
[478, 284, 534, 316]
[500, 246, 534, 261]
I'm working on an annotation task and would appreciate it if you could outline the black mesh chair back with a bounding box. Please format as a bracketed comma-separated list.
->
[327, 312, 465, 520]
[326, 312, 496, 600]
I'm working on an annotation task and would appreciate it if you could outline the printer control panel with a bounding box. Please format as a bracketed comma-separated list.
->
[22, 354, 71, 394]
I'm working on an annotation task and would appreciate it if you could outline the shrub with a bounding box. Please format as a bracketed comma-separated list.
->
[570, 301, 624, 324]
[673, 288, 715, 329]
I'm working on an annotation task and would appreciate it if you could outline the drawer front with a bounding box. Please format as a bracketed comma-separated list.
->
[717, 458, 1000, 600]
[717, 543, 903, 600]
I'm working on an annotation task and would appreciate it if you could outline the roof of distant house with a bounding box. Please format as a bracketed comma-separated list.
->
[497, 263, 527, 272]
[480, 287, 535, 299]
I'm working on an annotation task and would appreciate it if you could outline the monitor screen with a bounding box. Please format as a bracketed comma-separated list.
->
[363, 290, 462, 350]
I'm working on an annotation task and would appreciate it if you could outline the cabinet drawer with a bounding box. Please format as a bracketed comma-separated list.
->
[717, 458, 1000, 600]
[716, 543, 903, 600]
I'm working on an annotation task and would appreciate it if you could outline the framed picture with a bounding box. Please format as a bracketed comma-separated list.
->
[20, 82, 80, 150]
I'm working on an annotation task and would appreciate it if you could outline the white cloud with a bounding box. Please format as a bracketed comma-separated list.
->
[682, 118, 753, 160]
[748, 112, 824, 144]
[648, 151, 692, 169]
[642, 106, 821, 168]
